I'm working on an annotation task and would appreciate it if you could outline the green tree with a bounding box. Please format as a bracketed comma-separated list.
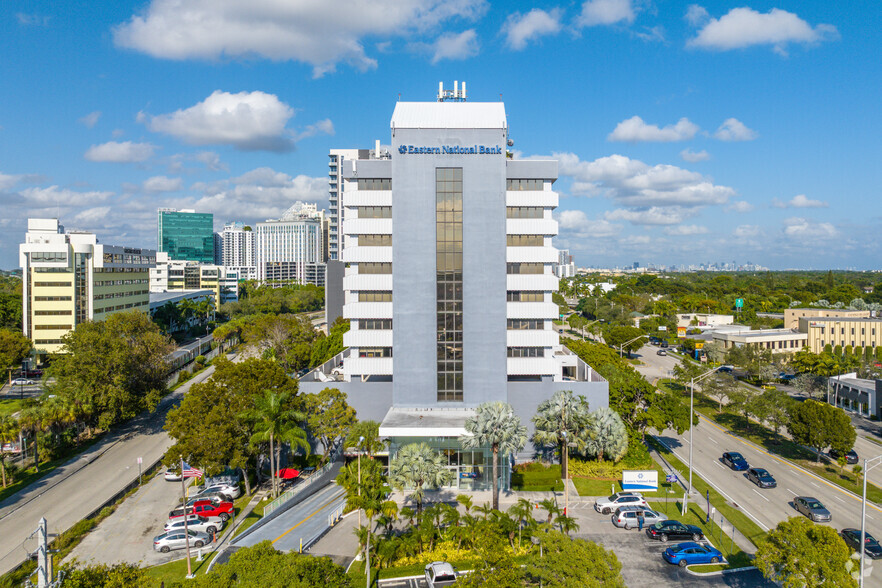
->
[788, 399, 856, 462]
[580, 406, 628, 462]
[703, 373, 739, 413]
[532, 391, 591, 479]
[389, 443, 453, 519]
[455, 530, 524, 588]
[460, 402, 527, 510]
[602, 325, 646, 357]
[309, 316, 350, 367]
[345, 420, 384, 457]
[59, 561, 146, 588]
[336, 456, 387, 514]
[302, 387, 357, 464]
[755, 516, 856, 588]
[0, 414, 19, 487]
[526, 530, 626, 587]
[792, 373, 827, 400]
[761, 388, 795, 439]
[242, 388, 309, 498]
[0, 328, 31, 377]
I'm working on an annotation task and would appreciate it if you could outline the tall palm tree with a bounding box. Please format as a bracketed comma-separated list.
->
[459, 401, 528, 510]
[581, 406, 628, 462]
[18, 401, 43, 473]
[532, 390, 591, 479]
[389, 443, 453, 520]
[0, 415, 20, 488]
[240, 389, 308, 498]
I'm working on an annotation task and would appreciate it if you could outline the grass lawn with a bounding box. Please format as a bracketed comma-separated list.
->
[232, 498, 266, 539]
[142, 552, 217, 585]
[571, 462, 669, 499]
[0, 397, 24, 417]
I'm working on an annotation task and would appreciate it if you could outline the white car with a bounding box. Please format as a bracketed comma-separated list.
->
[153, 529, 211, 553]
[425, 561, 458, 587]
[164, 515, 224, 536]
[594, 492, 648, 514]
[195, 483, 241, 500]
[10, 378, 34, 386]
[164, 468, 182, 482]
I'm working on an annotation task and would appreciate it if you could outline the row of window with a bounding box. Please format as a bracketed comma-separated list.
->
[359, 263, 392, 274]
[507, 263, 545, 275]
[359, 319, 392, 330]
[95, 268, 148, 273]
[506, 291, 545, 302]
[358, 347, 392, 358]
[34, 310, 72, 316]
[819, 340, 878, 349]
[506, 207, 544, 219]
[34, 282, 71, 287]
[30, 252, 67, 262]
[507, 179, 544, 191]
[34, 324, 72, 330]
[359, 235, 392, 246]
[94, 290, 148, 300]
[507, 235, 544, 247]
[101, 253, 155, 265]
[357, 178, 392, 190]
[358, 292, 393, 302]
[819, 326, 878, 336]
[34, 296, 71, 301]
[33, 267, 70, 273]
[507, 347, 546, 358]
[34, 339, 63, 345]
[508, 319, 545, 330]
[357, 206, 392, 218]
[95, 301, 148, 313]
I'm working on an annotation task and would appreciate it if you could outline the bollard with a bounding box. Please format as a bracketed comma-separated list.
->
[196, 548, 203, 562]
[299, 537, 303, 553]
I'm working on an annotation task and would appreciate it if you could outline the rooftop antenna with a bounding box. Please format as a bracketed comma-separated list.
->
[437, 81, 467, 102]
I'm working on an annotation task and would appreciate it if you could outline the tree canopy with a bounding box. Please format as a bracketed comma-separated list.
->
[302, 387, 357, 463]
[787, 399, 856, 461]
[0, 328, 31, 373]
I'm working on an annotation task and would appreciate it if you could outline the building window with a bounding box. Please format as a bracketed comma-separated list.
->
[33, 310, 72, 316]
[359, 263, 392, 274]
[358, 347, 392, 358]
[507, 319, 543, 330]
[357, 206, 392, 218]
[507, 347, 545, 358]
[33, 282, 72, 287]
[34, 324, 73, 330]
[358, 291, 392, 302]
[506, 207, 544, 219]
[34, 296, 72, 301]
[506, 235, 543, 247]
[507, 263, 544, 275]
[436, 167, 463, 402]
[359, 234, 392, 246]
[358, 319, 392, 330]
[506, 179, 543, 191]
[357, 178, 392, 190]
[506, 291, 545, 302]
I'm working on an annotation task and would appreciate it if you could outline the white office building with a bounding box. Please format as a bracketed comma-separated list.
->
[255, 202, 325, 286]
[302, 84, 607, 491]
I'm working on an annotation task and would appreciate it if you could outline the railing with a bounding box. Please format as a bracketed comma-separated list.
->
[263, 444, 343, 516]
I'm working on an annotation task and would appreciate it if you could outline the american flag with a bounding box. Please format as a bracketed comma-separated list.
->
[181, 461, 203, 479]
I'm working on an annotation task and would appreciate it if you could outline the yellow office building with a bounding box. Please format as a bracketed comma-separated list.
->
[20, 219, 155, 355]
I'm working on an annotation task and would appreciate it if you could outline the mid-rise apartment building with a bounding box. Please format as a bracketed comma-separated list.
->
[255, 202, 325, 286]
[149, 252, 239, 307]
[218, 222, 257, 281]
[553, 249, 575, 278]
[157, 208, 214, 264]
[20, 218, 155, 354]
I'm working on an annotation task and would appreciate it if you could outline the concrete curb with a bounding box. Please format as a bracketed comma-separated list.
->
[685, 565, 758, 577]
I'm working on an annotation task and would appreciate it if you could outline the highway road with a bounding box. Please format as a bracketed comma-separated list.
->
[0, 361, 223, 576]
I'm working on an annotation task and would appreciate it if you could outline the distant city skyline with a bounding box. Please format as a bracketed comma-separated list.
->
[1, 1, 879, 270]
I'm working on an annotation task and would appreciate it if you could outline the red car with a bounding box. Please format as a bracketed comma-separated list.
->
[169, 499, 233, 522]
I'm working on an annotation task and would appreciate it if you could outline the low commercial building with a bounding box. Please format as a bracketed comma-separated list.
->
[798, 316, 882, 354]
[677, 313, 735, 329]
[20, 218, 155, 355]
[711, 328, 807, 353]
[827, 373, 881, 419]
[785, 308, 870, 330]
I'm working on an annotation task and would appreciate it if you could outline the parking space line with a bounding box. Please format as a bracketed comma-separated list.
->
[751, 488, 770, 502]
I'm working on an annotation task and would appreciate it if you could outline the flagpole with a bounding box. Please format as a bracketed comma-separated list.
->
[181, 456, 193, 578]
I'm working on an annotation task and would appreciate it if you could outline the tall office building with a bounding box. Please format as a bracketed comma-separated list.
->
[255, 202, 325, 286]
[302, 84, 608, 491]
[157, 208, 214, 263]
[20, 218, 155, 355]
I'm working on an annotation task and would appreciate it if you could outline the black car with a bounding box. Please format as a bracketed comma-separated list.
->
[841, 528, 882, 559]
[645, 520, 704, 543]
[829, 448, 859, 465]
[722, 452, 749, 471]
[746, 467, 777, 488]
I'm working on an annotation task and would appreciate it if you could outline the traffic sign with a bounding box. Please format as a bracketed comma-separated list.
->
[666, 474, 678, 484]
[735, 298, 744, 308]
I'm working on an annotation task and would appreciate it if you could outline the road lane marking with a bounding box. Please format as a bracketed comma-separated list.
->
[698, 416, 882, 515]
[708, 437, 718, 444]
[832, 495, 847, 504]
[752, 489, 770, 502]
[810, 481, 821, 489]
[272, 491, 345, 545]
[714, 462, 725, 469]
[786, 488, 798, 495]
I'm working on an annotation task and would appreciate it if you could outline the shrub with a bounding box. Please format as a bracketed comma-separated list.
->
[195, 355, 206, 366]
[176, 370, 191, 384]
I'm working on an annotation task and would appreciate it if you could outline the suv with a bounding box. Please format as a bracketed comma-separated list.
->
[611, 506, 667, 529]
[645, 520, 704, 542]
[594, 492, 647, 515]
[169, 499, 234, 522]
[425, 561, 457, 587]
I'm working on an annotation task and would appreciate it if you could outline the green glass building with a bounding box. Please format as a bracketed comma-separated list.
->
[157, 209, 214, 263]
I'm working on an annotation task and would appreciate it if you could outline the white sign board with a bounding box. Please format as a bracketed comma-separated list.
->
[658, 326, 667, 331]
[622, 470, 658, 491]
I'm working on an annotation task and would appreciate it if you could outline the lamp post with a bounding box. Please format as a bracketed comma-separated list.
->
[619, 335, 646, 358]
[357, 436, 364, 528]
[860, 454, 882, 587]
[581, 319, 602, 341]
[561, 431, 569, 516]
[684, 365, 723, 514]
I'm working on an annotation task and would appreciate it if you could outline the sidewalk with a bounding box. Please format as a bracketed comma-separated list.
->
[308, 511, 360, 569]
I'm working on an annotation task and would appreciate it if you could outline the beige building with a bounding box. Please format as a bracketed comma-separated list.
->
[784, 307, 870, 330]
[149, 252, 240, 308]
[798, 316, 882, 354]
[20, 219, 155, 355]
[711, 328, 807, 354]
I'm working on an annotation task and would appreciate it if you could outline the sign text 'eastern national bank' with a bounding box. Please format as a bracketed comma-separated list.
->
[398, 144, 503, 155]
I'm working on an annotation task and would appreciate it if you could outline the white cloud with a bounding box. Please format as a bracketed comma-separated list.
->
[195, 151, 227, 172]
[688, 7, 838, 54]
[502, 9, 562, 51]
[78, 111, 101, 128]
[609, 116, 699, 142]
[143, 175, 183, 192]
[20, 186, 113, 207]
[576, 0, 635, 27]
[556, 152, 736, 208]
[142, 90, 321, 152]
[664, 224, 708, 236]
[733, 224, 760, 238]
[429, 30, 480, 63]
[714, 118, 758, 141]
[191, 168, 327, 220]
[84, 141, 156, 163]
[0, 173, 22, 192]
[783, 217, 837, 240]
[606, 207, 692, 226]
[680, 148, 710, 162]
[557, 210, 623, 238]
[685, 5, 709, 27]
[726, 200, 754, 213]
[113, 0, 487, 76]
[773, 194, 828, 209]
[633, 26, 665, 43]
[16, 13, 50, 26]
[294, 118, 335, 141]
[73, 207, 112, 224]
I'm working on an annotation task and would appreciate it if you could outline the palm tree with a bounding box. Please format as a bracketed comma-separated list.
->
[389, 443, 453, 521]
[459, 401, 528, 510]
[507, 498, 535, 551]
[581, 407, 628, 462]
[539, 498, 560, 525]
[532, 391, 591, 479]
[240, 389, 309, 498]
[18, 401, 43, 472]
[0, 415, 19, 487]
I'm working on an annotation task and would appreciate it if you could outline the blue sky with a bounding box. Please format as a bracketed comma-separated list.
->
[1, 1, 879, 270]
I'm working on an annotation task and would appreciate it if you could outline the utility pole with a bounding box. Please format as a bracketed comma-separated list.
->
[27, 518, 60, 588]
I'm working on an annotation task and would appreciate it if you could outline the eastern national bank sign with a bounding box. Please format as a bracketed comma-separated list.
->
[398, 144, 503, 155]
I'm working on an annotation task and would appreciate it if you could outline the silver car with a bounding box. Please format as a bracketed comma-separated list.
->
[164, 515, 224, 536]
[153, 529, 211, 553]
[425, 561, 457, 587]
[195, 483, 241, 500]
[794, 496, 832, 522]
[611, 506, 667, 529]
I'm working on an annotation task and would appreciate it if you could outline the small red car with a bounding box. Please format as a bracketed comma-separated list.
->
[169, 499, 233, 522]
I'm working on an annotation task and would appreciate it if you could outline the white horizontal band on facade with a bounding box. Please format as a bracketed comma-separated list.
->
[507, 330, 559, 347]
[341, 246, 393, 263]
[506, 301, 559, 320]
[506, 357, 557, 376]
[342, 218, 393, 236]
[506, 274, 558, 292]
[344, 356, 393, 376]
[343, 273, 393, 292]
[344, 329, 393, 348]
[343, 191, 393, 207]
[506, 247, 560, 264]
[506, 191, 558, 208]
[505, 218, 558, 236]
[343, 301, 394, 319]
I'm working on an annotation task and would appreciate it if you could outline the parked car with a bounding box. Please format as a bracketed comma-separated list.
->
[662, 542, 724, 567]
[829, 448, 859, 465]
[841, 528, 882, 559]
[169, 499, 234, 522]
[721, 452, 749, 471]
[645, 520, 704, 542]
[778, 372, 797, 382]
[196, 483, 241, 500]
[187, 493, 228, 507]
[425, 561, 458, 587]
[164, 515, 224, 537]
[657, 350, 667, 356]
[594, 492, 647, 515]
[746, 468, 777, 488]
[718, 365, 734, 373]
[153, 529, 211, 553]
[611, 506, 667, 529]
[164, 468, 182, 482]
[793, 496, 832, 522]
[10, 378, 34, 386]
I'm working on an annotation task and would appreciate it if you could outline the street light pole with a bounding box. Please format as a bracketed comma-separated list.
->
[357, 436, 364, 529]
[685, 365, 723, 514]
[860, 455, 882, 587]
[618, 335, 645, 358]
[561, 430, 569, 516]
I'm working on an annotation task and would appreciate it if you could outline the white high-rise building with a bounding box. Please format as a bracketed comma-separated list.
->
[255, 202, 325, 286]
[219, 222, 257, 280]
[553, 249, 575, 278]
